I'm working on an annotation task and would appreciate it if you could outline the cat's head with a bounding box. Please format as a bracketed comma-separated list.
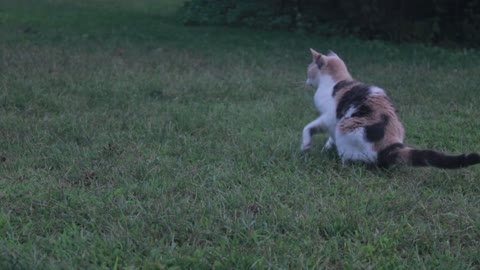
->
[306, 48, 351, 87]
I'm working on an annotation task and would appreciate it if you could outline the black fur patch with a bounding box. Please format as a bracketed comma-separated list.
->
[332, 80, 356, 97]
[336, 84, 370, 119]
[365, 114, 389, 142]
[410, 150, 480, 169]
[411, 150, 450, 168]
[351, 104, 373, 118]
[465, 153, 480, 165]
[377, 143, 404, 168]
[378, 145, 480, 169]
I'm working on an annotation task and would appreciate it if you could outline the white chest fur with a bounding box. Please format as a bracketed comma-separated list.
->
[313, 75, 337, 134]
[313, 75, 335, 113]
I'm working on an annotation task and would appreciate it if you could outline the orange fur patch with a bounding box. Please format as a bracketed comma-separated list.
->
[323, 57, 352, 82]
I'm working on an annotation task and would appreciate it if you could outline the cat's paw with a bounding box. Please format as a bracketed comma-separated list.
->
[301, 129, 313, 152]
[321, 145, 331, 152]
[300, 141, 312, 152]
[300, 145, 311, 152]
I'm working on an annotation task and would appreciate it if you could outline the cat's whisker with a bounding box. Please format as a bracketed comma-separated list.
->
[291, 80, 312, 90]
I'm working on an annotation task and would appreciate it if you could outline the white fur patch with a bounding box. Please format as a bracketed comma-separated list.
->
[313, 75, 336, 113]
[344, 106, 357, 118]
[335, 127, 377, 163]
[369, 86, 385, 95]
[312, 75, 337, 135]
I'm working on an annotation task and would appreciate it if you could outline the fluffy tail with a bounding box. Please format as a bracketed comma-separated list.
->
[378, 143, 480, 169]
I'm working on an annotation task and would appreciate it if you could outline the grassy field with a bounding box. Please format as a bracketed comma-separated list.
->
[1, 0, 480, 269]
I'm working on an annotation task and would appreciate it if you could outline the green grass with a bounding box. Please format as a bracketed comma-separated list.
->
[1, 0, 480, 269]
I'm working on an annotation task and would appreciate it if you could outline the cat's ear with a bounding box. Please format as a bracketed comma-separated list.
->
[327, 50, 338, 57]
[310, 48, 321, 61]
[310, 48, 325, 69]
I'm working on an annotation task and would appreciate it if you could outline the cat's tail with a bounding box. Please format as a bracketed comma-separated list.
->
[378, 143, 480, 169]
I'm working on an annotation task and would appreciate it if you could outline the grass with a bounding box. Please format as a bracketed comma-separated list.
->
[1, 0, 480, 268]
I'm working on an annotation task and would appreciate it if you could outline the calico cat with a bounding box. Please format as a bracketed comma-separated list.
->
[302, 48, 480, 169]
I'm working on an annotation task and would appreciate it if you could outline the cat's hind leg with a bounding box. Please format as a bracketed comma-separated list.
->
[335, 128, 377, 164]
[321, 137, 335, 152]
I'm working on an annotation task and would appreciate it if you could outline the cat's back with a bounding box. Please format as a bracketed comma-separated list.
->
[333, 79, 404, 151]
[333, 80, 392, 118]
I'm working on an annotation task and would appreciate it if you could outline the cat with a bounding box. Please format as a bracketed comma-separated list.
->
[301, 48, 480, 169]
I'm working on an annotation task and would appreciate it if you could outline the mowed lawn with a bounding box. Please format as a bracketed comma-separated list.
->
[1, 0, 480, 269]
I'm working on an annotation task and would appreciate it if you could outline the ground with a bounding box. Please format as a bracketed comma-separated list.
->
[1, 0, 480, 268]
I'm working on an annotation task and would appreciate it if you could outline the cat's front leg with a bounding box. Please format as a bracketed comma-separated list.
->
[301, 116, 327, 151]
